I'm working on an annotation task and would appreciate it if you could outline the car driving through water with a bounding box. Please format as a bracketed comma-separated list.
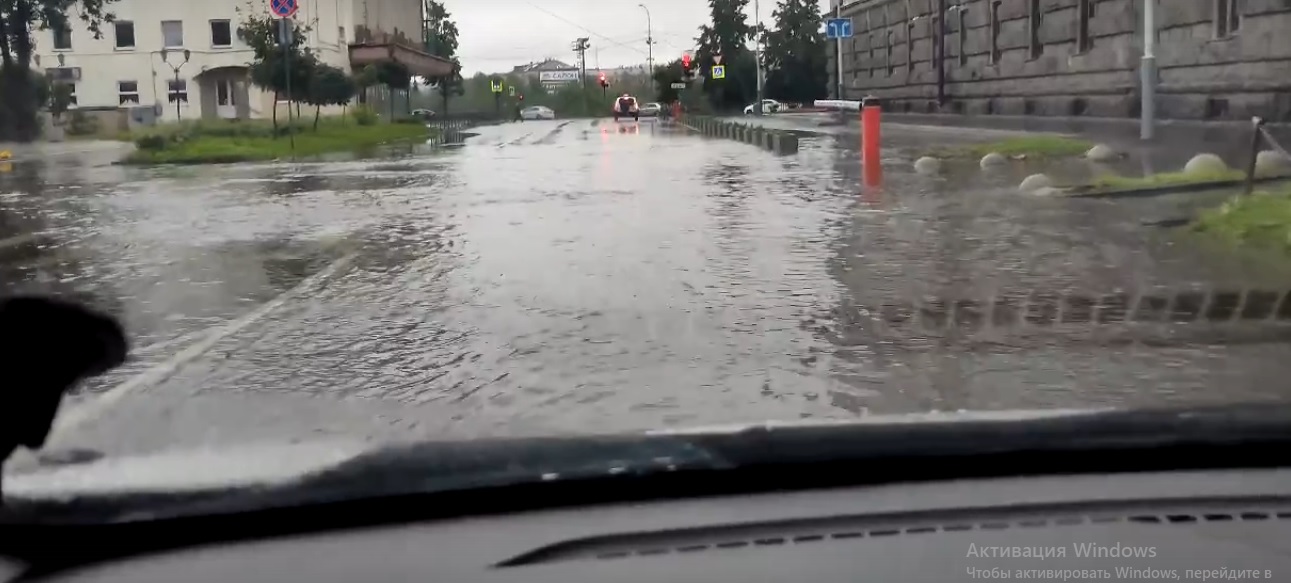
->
[613, 94, 640, 122]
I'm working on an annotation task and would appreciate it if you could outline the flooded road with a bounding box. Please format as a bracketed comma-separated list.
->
[6, 118, 1291, 459]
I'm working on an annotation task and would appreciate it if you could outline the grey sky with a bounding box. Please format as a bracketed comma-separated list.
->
[444, 0, 832, 75]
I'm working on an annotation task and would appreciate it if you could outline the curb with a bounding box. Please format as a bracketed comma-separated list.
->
[682, 115, 800, 155]
[1065, 174, 1291, 200]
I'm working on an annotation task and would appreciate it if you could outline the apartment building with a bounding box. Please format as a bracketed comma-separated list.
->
[826, 0, 1291, 122]
[35, 0, 449, 124]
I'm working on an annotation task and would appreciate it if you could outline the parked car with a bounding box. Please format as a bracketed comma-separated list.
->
[410, 109, 435, 121]
[520, 106, 556, 120]
[743, 99, 783, 115]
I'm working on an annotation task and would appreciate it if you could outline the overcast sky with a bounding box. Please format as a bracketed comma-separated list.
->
[444, 0, 833, 75]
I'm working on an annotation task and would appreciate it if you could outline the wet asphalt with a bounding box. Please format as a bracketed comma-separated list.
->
[5, 116, 1291, 460]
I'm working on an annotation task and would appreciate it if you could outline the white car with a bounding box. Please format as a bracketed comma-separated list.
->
[743, 99, 783, 115]
[520, 106, 556, 120]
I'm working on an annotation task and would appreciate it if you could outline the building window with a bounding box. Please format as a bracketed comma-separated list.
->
[1028, 0, 1043, 59]
[162, 20, 184, 48]
[958, 8, 968, 66]
[1215, 0, 1240, 38]
[167, 79, 188, 103]
[886, 30, 894, 75]
[52, 24, 71, 50]
[52, 82, 78, 106]
[114, 21, 135, 49]
[118, 81, 139, 105]
[906, 23, 915, 72]
[210, 20, 232, 47]
[990, 1, 1001, 64]
[1077, 0, 1092, 52]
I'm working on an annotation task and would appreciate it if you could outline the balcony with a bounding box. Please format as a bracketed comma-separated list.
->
[349, 27, 454, 78]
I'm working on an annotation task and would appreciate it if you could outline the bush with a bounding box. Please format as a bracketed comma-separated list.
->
[351, 105, 378, 126]
[66, 111, 100, 136]
[135, 134, 169, 151]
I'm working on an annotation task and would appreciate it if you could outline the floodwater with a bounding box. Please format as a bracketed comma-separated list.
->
[3, 117, 1291, 460]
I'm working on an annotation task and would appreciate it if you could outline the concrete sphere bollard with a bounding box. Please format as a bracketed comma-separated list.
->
[1019, 173, 1054, 193]
[980, 152, 1007, 168]
[914, 156, 942, 175]
[1183, 153, 1229, 175]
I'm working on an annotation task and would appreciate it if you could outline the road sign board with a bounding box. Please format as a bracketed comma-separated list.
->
[270, 0, 298, 18]
[710, 65, 726, 79]
[508, 86, 516, 96]
[491, 80, 503, 93]
[713, 54, 723, 65]
[670, 82, 686, 89]
[825, 17, 853, 39]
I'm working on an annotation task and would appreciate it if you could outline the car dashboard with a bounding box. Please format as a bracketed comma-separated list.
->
[7, 467, 1291, 582]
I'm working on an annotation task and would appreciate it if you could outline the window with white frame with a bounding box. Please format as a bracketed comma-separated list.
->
[114, 21, 135, 49]
[52, 24, 71, 50]
[210, 20, 232, 47]
[167, 79, 188, 102]
[162, 20, 184, 48]
[118, 81, 140, 105]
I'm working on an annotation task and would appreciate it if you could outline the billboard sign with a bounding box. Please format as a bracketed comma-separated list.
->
[538, 70, 580, 83]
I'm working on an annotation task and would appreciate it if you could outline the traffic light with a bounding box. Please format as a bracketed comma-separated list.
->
[598, 72, 608, 88]
[518, 94, 524, 101]
[681, 53, 691, 70]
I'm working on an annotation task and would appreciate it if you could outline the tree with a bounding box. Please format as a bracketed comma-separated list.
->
[305, 63, 356, 129]
[0, 0, 116, 141]
[761, 0, 827, 103]
[422, 1, 463, 118]
[237, 1, 315, 134]
[695, 0, 755, 111]
[372, 60, 411, 118]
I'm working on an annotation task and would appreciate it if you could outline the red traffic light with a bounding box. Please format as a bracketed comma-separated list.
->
[682, 53, 692, 68]
[518, 94, 524, 101]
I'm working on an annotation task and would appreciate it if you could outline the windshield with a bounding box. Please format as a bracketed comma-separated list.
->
[5, 1, 1291, 503]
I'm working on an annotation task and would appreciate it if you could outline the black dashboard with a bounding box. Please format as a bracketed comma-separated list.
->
[10, 467, 1291, 582]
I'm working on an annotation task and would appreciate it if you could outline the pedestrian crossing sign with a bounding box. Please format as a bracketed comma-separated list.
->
[491, 80, 503, 93]
[711, 65, 726, 79]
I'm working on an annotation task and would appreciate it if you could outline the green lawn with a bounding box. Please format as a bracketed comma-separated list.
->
[122, 118, 430, 165]
[1192, 188, 1291, 255]
[925, 135, 1093, 159]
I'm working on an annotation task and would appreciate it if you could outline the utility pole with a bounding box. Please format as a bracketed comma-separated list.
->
[835, 0, 843, 100]
[572, 37, 590, 90]
[754, 0, 764, 115]
[639, 4, 654, 73]
[1141, 0, 1156, 140]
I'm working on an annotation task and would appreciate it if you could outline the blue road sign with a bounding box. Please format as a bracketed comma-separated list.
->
[710, 65, 726, 79]
[825, 18, 853, 40]
[270, 0, 298, 18]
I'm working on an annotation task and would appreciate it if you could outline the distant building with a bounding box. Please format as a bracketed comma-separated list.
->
[511, 59, 581, 91]
[826, 0, 1291, 121]
[35, 0, 453, 126]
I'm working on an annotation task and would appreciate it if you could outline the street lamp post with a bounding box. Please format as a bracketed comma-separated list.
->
[1141, 0, 1156, 141]
[639, 4, 654, 73]
[754, 0, 764, 115]
[159, 48, 191, 122]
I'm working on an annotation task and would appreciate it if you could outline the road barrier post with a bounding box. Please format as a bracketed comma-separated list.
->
[862, 95, 883, 190]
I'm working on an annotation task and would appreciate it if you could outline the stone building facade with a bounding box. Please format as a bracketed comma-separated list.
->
[826, 0, 1291, 121]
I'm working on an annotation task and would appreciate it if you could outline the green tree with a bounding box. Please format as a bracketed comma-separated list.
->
[237, 2, 315, 134]
[305, 63, 355, 129]
[695, 0, 755, 111]
[1, 0, 116, 141]
[761, 0, 827, 103]
[422, 0, 463, 117]
[373, 60, 411, 118]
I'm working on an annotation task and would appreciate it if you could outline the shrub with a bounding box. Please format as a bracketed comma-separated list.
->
[351, 105, 378, 126]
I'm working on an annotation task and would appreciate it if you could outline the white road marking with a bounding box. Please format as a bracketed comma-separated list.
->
[50, 252, 359, 436]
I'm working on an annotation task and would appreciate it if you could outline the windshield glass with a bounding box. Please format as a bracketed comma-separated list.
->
[5, 1, 1291, 500]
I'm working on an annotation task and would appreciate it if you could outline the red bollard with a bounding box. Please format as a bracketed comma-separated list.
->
[861, 96, 883, 190]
